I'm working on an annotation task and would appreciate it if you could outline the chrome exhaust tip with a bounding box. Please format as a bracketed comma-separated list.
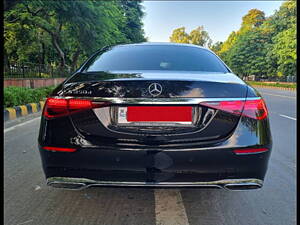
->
[47, 181, 87, 190]
[46, 177, 263, 190]
[224, 182, 262, 191]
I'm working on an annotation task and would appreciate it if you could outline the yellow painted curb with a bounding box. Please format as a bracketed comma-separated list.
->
[6, 108, 17, 120]
[19, 105, 28, 116]
[30, 103, 38, 113]
[40, 101, 45, 109]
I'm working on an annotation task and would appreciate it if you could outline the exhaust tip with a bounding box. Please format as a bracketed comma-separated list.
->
[224, 183, 262, 191]
[48, 181, 86, 190]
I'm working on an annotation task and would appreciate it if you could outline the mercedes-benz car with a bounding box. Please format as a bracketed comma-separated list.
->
[38, 43, 272, 190]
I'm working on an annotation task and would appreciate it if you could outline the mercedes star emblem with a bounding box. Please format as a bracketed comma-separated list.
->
[148, 83, 163, 97]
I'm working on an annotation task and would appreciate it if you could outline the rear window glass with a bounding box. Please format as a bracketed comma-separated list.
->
[85, 45, 229, 73]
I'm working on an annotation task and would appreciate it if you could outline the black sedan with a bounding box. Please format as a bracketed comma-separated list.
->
[38, 43, 272, 190]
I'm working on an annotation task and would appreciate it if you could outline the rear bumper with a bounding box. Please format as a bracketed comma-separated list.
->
[47, 177, 263, 191]
[38, 110, 272, 190]
[39, 145, 271, 189]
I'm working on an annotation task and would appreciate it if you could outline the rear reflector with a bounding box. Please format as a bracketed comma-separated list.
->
[199, 98, 268, 120]
[43, 98, 110, 118]
[127, 106, 192, 122]
[42, 146, 77, 152]
[233, 148, 268, 154]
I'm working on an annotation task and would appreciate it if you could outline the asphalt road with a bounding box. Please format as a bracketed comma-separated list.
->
[4, 87, 296, 225]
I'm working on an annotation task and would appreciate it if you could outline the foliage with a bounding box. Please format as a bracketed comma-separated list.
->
[213, 1, 296, 79]
[210, 41, 223, 54]
[217, 31, 239, 59]
[271, 25, 296, 76]
[189, 26, 212, 47]
[169, 26, 212, 47]
[169, 27, 190, 43]
[224, 28, 271, 76]
[240, 9, 266, 33]
[4, 0, 146, 73]
[4, 86, 56, 108]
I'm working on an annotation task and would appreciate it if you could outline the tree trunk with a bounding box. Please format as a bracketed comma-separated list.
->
[3, 48, 10, 72]
[41, 42, 45, 65]
[71, 49, 81, 72]
[51, 34, 66, 69]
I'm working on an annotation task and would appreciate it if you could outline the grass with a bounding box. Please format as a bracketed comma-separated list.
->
[247, 81, 296, 89]
[4, 86, 56, 108]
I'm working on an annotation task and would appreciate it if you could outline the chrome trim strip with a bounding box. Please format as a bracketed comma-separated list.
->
[47, 177, 263, 190]
[61, 96, 261, 104]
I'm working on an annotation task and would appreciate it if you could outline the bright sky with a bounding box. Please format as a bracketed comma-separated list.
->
[142, 1, 284, 43]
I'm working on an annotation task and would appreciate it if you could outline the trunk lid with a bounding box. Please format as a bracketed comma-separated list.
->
[58, 71, 248, 147]
[57, 71, 247, 98]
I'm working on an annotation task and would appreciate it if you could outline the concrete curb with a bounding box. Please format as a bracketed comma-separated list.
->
[4, 101, 45, 121]
[251, 85, 296, 91]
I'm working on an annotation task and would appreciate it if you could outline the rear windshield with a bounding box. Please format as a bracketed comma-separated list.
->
[85, 45, 229, 73]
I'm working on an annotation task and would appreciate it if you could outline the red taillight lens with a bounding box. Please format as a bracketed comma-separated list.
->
[44, 98, 69, 118]
[43, 98, 109, 118]
[199, 98, 268, 120]
[42, 146, 77, 152]
[233, 148, 268, 154]
[242, 99, 268, 120]
[69, 99, 93, 110]
[200, 100, 244, 115]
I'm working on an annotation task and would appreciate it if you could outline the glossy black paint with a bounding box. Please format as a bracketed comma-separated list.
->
[38, 113, 272, 183]
[54, 71, 248, 98]
[38, 43, 272, 188]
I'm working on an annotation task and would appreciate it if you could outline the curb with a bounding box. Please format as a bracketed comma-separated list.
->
[4, 101, 45, 121]
[251, 85, 296, 91]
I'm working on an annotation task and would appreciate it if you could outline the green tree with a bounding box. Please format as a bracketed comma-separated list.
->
[225, 28, 271, 77]
[4, 0, 146, 72]
[271, 25, 296, 77]
[169, 27, 190, 43]
[119, 0, 146, 43]
[218, 31, 237, 56]
[169, 26, 212, 47]
[217, 1, 296, 80]
[189, 26, 212, 47]
[210, 41, 223, 55]
[264, 1, 296, 77]
[240, 9, 266, 33]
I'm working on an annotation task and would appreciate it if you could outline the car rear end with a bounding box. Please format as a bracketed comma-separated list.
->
[38, 43, 272, 190]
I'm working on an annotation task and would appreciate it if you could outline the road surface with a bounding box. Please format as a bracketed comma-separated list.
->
[4, 87, 296, 225]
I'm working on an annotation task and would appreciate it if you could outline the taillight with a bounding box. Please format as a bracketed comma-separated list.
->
[233, 148, 268, 155]
[43, 98, 110, 118]
[200, 100, 244, 115]
[242, 99, 268, 120]
[43, 98, 69, 118]
[42, 146, 77, 152]
[199, 98, 268, 120]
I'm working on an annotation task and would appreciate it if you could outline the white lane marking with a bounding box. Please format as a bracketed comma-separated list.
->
[4, 117, 41, 134]
[279, 114, 297, 121]
[259, 92, 296, 99]
[155, 189, 189, 225]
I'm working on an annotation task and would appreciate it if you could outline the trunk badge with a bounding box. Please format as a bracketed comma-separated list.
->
[148, 83, 163, 97]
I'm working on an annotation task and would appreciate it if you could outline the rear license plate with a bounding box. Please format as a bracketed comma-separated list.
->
[117, 106, 193, 125]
